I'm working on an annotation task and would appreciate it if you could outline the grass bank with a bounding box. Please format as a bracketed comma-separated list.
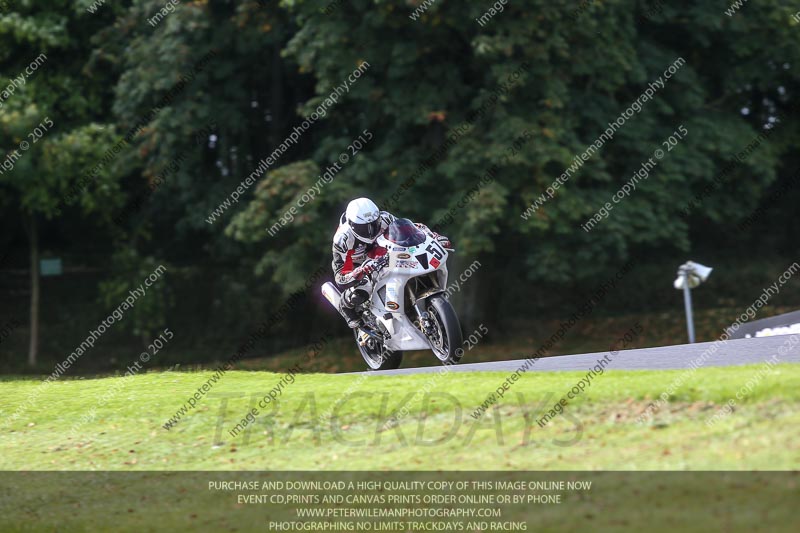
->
[1, 363, 798, 470]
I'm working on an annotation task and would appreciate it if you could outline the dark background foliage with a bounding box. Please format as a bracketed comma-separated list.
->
[1, 0, 798, 373]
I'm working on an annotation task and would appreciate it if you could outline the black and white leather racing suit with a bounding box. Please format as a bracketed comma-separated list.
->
[331, 211, 396, 325]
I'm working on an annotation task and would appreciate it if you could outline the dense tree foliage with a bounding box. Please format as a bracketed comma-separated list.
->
[1, 0, 798, 368]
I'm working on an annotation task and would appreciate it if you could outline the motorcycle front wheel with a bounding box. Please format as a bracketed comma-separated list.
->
[426, 294, 464, 365]
[354, 329, 403, 370]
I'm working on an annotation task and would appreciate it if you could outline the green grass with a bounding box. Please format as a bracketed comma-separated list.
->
[1, 365, 798, 531]
[1, 363, 799, 471]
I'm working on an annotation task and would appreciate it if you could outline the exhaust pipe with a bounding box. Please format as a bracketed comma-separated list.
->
[321, 282, 342, 309]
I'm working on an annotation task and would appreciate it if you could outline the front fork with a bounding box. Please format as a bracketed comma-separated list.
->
[413, 299, 436, 337]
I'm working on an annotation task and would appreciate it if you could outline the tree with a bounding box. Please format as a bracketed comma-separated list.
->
[0, 1, 125, 365]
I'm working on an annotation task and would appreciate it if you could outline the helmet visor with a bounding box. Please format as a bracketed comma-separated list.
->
[351, 219, 381, 240]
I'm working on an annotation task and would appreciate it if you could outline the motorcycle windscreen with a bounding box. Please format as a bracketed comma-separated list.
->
[386, 218, 427, 247]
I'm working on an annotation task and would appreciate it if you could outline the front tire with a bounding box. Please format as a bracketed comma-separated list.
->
[426, 294, 463, 365]
[354, 329, 403, 370]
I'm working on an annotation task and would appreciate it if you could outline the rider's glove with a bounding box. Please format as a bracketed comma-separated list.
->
[436, 234, 454, 251]
[415, 222, 454, 251]
[353, 260, 377, 280]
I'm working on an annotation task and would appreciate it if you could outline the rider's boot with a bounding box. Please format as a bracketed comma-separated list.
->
[341, 305, 363, 329]
[341, 284, 369, 329]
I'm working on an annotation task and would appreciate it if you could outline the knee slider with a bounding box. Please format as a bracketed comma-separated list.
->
[344, 287, 369, 307]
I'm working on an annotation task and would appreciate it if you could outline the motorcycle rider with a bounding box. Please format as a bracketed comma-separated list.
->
[332, 197, 453, 328]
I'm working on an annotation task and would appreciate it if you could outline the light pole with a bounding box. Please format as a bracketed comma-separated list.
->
[674, 261, 713, 344]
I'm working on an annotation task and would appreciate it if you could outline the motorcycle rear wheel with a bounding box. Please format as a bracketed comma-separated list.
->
[355, 329, 403, 370]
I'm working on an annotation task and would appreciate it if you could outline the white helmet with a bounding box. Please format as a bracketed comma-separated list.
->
[346, 197, 382, 241]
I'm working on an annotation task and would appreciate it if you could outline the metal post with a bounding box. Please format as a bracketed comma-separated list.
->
[682, 269, 695, 344]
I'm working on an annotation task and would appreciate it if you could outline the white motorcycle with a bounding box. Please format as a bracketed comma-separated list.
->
[322, 218, 463, 370]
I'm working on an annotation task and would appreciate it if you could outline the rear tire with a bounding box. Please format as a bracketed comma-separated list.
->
[426, 294, 463, 365]
[354, 329, 403, 370]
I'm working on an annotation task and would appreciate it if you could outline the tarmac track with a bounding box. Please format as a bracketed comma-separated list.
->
[365, 335, 800, 375]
